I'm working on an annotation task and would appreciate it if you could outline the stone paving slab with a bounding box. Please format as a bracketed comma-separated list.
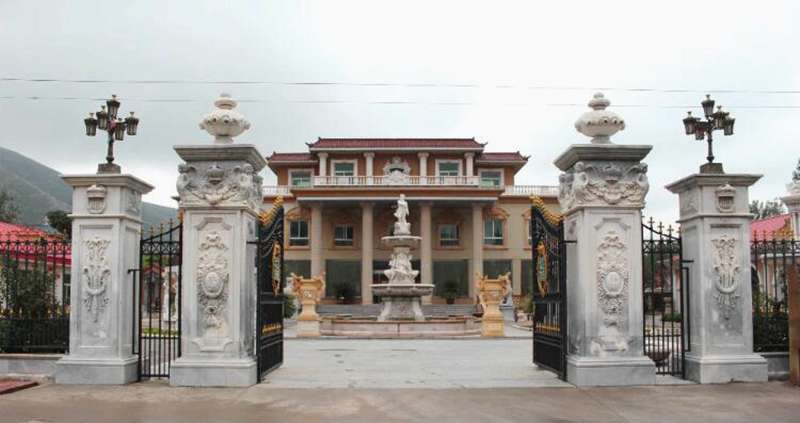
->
[1, 382, 799, 423]
[259, 337, 566, 389]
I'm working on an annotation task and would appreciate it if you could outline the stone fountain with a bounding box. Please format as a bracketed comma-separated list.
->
[372, 194, 434, 321]
[319, 194, 478, 337]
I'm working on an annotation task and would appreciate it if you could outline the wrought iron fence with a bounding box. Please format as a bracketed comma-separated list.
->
[642, 219, 687, 378]
[750, 235, 797, 352]
[0, 237, 71, 353]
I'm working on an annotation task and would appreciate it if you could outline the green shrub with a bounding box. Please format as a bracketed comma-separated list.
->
[662, 312, 682, 323]
[283, 293, 297, 319]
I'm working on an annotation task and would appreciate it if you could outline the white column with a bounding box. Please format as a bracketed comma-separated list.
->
[667, 173, 767, 383]
[782, 179, 800, 238]
[361, 202, 374, 304]
[169, 144, 266, 387]
[465, 152, 475, 176]
[56, 174, 153, 385]
[471, 203, 483, 301]
[310, 202, 323, 277]
[418, 152, 429, 184]
[420, 202, 433, 304]
[318, 152, 328, 177]
[556, 93, 655, 386]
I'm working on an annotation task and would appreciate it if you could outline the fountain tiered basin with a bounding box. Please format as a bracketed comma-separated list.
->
[320, 195, 479, 337]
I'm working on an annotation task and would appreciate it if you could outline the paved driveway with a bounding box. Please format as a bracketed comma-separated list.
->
[260, 337, 568, 388]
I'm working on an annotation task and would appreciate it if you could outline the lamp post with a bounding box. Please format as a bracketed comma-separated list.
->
[83, 94, 139, 174]
[682, 94, 735, 174]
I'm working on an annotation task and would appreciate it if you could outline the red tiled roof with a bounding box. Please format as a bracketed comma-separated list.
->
[476, 152, 529, 163]
[751, 214, 792, 240]
[0, 221, 70, 265]
[266, 152, 317, 163]
[307, 138, 485, 150]
[0, 221, 49, 241]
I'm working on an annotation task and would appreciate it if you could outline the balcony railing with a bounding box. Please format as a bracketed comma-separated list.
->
[262, 181, 559, 197]
[501, 185, 560, 197]
[311, 175, 482, 186]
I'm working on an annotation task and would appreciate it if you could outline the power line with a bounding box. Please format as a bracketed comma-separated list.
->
[0, 95, 799, 109]
[2, 77, 800, 95]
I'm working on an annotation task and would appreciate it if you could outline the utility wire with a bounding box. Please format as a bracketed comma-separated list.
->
[2, 77, 800, 94]
[0, 95, 799, 109]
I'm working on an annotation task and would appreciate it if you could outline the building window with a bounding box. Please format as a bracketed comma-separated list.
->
[333, 162, 355, 176]
[289, 220, 309, 246]
[437, 161, 460, 176]
[479, 170, 502, 187]
[484, 218, 504, 246]
[334, 224, 354, 246]
[439, 224, 459, 247]
[290, 170, 312, 187]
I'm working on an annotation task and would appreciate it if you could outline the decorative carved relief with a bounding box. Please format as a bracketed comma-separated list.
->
[126, 190, 142, 215]
[558, 161, 649, 211]
[711, 235, 740, 320]
[82, 236, 111, 324]
[382, 156, 411, 185]
[87, 184, 107, 214]
[715, 184, 736, 213]
[196, 231, 230, 333]
[592, 230, 630, 355]
[176, 162, 262, 208]
[680, 191, 698, 216]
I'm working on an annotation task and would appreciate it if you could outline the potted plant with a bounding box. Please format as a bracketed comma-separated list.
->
[441, 280, 459, 305]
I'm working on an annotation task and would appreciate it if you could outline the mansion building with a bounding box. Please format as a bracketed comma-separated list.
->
[262, 138, 560, 304]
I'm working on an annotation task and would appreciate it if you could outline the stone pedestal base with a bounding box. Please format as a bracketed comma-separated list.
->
[379, 296, 425, 321]
[566, 355, 656, 386]
[481, 314, 504, 337]
[169, 358, 257, 387]
[55, 356, 137, 385]
[685, 353, 767, 384]
[296, 319, 321, 338]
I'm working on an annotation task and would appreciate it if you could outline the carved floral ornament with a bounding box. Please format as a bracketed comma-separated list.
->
[558, 161, 649, 211]
[382, 156, 412, 185]
[711, 235, 740, 320]
[82, 236, 111, 324]
[176, 162, 263, 208]
[591, 230, 631, 355]
[715, 183, 736, 213]
[197, 231, 229, 331]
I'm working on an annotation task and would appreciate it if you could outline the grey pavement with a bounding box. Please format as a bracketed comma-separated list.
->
[1, 381, 799, 423]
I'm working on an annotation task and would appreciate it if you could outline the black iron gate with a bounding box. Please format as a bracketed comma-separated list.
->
[253, 201, 285, 381]
[530, 197, 567, 380]
[130, 220, 182, 380]
[641, 219, 689, 378]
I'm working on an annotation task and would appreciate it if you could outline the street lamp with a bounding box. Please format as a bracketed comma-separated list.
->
[82, 94, 139, 174]
[682, 94, 735, 173]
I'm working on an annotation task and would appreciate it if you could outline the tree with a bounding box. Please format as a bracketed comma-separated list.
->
[0, 190, 19, 223]
[749, 198, 786, 220]
[793, 158, 800, 182]
[46, 210, 72, 239]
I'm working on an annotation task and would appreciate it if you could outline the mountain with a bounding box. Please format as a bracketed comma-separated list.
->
[0, 146, 176, 230]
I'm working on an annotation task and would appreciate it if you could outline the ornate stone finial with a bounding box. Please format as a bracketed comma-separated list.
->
[199, 93, 251, 144]
[574, 92, 626, 144]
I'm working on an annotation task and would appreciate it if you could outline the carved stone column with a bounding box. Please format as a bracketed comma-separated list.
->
[55, 174, 153, 384]
[169, 94, 266, 387]
[556, 93, 655, 386]
[292, 273, 325, 337]
[667, 172, 767, 383]
[361, 202, 374, 304]
[476, 273, 509, 337]
[310, 203, 323, 277]
[470, 203, 483, 301]
[419, 202, 433, 304]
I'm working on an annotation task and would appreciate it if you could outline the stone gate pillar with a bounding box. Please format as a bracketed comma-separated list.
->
[55, 173, 153, 384]
[169, 94, 266, 387]
[667, 171, 767, 383]
[556, 93, 655, 386]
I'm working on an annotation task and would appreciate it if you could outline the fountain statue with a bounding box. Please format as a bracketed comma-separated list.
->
[372, 194, 434, 321]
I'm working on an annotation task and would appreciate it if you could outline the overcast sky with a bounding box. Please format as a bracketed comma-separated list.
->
[1, 1, 799, 222]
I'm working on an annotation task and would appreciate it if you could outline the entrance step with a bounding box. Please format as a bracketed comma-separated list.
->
[317, 304, 477, 318]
